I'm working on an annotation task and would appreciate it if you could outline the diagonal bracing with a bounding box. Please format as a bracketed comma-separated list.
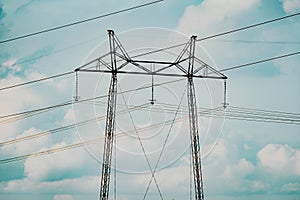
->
[75, 30, 227, 200]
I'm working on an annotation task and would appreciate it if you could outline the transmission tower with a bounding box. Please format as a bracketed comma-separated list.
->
[74, 30, 227, 200]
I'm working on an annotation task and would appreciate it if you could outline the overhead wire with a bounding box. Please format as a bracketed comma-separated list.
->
[104, 102, 300, 125]
[1, 104, 299, 164]
[0, 78, 185, 123]
[1, 11, 300, 166]
[196, 12, 300, 42]
[0, 138, 103, 164]
[212, 39, 300, 45]
[0, 101, 72, 120]
[228, 105, 300, 116]
[0, 106, 227, 148]
[219, 51, 300, 72]
[13, 36, 102, 66]
[0, 103, 149, 146]
[129, 12, 300, 59]
[0, 106, 61, 125]
[0, 0, 164, 44]
[0, 71, 74, 91]
[1, 12, 299, 91]
[1, 87, 299, 128]
[0, 112, 193, 164]
[2, 49, 299, 93]
[118, 84, 164, 199]
[2, 100, 299, 143]
[155, 103, 300, 125]
[143, 86, 187, 200]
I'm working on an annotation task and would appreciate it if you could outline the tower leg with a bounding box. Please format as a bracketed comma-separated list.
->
[99, 73, 117, 200]
[187, 77, 204, 200]
[99, 30, 118, 200]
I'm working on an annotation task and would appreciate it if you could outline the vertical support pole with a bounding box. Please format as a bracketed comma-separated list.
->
[99, 30, 118, 200]
[187, 78, 204, 200]
[187, 35, 204, 200]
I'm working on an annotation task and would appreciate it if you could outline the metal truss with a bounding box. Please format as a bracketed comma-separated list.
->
[75, 30, 227, 200]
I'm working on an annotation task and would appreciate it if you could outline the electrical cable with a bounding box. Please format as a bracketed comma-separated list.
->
[196, 12, 300, 42]
[228, 105, 300, 116]
[118, 84, 164, 199]
[0, 103, 300, 146]
[129, 12, 300, 59]
[2, 48, 298, 93]
[213, 39, 300, 45]
[1, 105, 299, 164]
[1, 12, 299, 91]
[219, 51, 300, 72]
[0, 103, 149, 146]
[0, 71, 74, 91]
[0, 137, 103, 164]
[14, 36, 101, 66]
[0, 0, 164, 44]
[0, 78, 185, 121]
[143, 86, 187, 200]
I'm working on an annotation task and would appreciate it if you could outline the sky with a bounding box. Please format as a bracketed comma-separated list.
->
[0, 0, 300, 200]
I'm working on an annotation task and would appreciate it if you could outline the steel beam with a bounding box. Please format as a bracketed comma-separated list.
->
[99, 30, 118, 200]
[187, 78, 204, 200]
[187, 35, 204, 200]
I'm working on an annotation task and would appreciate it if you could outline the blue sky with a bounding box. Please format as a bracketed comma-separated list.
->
[0, 0, 300, 200]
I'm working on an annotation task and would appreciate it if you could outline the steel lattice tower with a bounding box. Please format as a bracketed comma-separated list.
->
[75, 30, 227, 200]
[98, 30, 118, 200]
[187, 36, 204, 200]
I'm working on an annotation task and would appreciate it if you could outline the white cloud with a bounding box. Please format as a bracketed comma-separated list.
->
[3, 176, 98, 193]
[137, 165, 189, 192]
[177, 0, 260, 36]
[1, 58, 21, 74]
[281, 0, 300, 13]
[257, 144, 300, 175]
[280, 182, 300, 192]
[207, 139, 227, 158]
[1, 127, 50, 155]
[64, 108, 75, 123]
[222, 158, 255, 179]
[21, 70, 70, 91]
[251, 180, 269, 192]
[53, 194, 74, 200]
[24, 142, 88, 181]
[4, 178, 35, 192]
[0, 74, 40, 117]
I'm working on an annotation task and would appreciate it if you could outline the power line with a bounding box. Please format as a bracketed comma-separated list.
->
[0, 101, 71, 119]
[219, 51, 300, 72]
[213, 39, 300, 45]
[131, 12, 300, 59]
[0, 71, 74, 91]
[0, 138, 103, 164]
[196, 12, 300, 42]
[0, 103, 150, 146]
[228, 105, 300, 116]
[2, 57, 300, 122]
[1, 12, 299, 91]
[1, 103, 299, 147]
[143, 87, 187, 200]
[2, 49, 300, 120]
[0, 78, 185, 120]
[0, 109, 194, 164]
[2, 48, 299, 92]
[1, 105, 299, 164]
[119, 85, 164, 199]
[0, 0, 164, 44]
[13, 36, 101, 66]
